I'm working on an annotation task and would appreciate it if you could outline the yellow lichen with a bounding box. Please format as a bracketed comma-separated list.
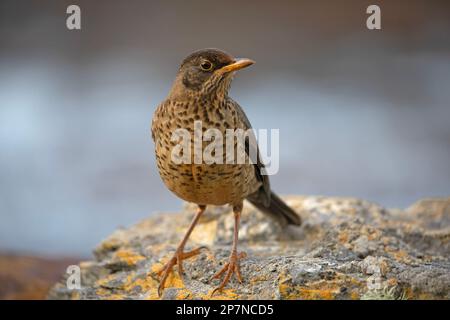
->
[151, 261, 164, 274]
[162, 271, 184, 290]
[114, 249, 145, 266]
[393, 250, 408, 260]
[71, 290, 81, 300]
[350, 291, 360, 300]
[297, 288, 337, 300]
[278, 272, 364, 300]
[250, 275, 269, 284]
[385, 248, 412, 263]
[124, 275, 158, 292]
[124, 276, 160, 299]
[205, 289, 239, 300]
[96, 274, 121, 288]
[176, 289, 193, 300]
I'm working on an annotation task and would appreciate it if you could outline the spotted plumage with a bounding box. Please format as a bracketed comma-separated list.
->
[151, 48, 301, 296]
[152, 95, 261, 207]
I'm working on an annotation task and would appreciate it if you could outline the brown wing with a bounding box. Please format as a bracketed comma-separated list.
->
[228, 99, 301, 226]
[228, 98, 271, 206]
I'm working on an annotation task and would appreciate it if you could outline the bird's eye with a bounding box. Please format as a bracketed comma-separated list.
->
[200, 61, 213, 71]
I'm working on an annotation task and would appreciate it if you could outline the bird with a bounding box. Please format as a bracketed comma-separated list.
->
[151, 48, 301, 296]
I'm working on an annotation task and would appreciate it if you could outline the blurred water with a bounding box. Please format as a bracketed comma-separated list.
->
[1, 50, 449, 256]
[0, 0, 449, 256]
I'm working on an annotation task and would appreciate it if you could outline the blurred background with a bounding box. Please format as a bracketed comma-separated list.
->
[0, 1, 449, 294]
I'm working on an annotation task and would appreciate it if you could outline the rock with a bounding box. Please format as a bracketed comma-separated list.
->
[48, 196, 450, 300]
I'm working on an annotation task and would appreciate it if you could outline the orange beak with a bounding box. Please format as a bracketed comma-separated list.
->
[218, 58, 255, 73]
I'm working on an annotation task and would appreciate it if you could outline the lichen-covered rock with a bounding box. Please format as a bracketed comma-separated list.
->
[48, 196, 450, 300]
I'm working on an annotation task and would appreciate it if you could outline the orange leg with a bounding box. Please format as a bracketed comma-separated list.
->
[157, 205, 206, 297]
[211, 204, 245, 296]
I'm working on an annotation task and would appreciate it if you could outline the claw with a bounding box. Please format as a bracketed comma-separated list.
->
[210, 251, 246, 297]
[157, 246, 207, 297]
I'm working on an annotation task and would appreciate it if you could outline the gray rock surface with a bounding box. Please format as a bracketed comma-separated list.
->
[48, 196, 450, 300]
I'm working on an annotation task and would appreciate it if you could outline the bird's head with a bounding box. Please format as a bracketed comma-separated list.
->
[168, 48, 254, 99]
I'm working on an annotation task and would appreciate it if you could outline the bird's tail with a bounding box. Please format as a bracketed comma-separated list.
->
[247, 191, 301, 227]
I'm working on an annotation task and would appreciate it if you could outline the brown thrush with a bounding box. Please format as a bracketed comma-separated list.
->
[151, 48, 301, 296]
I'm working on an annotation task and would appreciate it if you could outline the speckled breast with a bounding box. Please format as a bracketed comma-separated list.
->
[152, 98, 260, 206]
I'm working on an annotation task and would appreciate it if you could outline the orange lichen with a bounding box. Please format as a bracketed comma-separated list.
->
[162, 270, 184, 289]
[249, 273, 270, 284]
[338, 231, 349, 244]
[114, 250, 145, 266]
[403, 287, 414, 300]
[350, 291, 360, 300]
[176, 290, 193, 300]
[278, 272, 364, 300]
[386, 278, 398, 287]
[151, 262, 162, 274]
[394, 250, 408, 260]
[385, 248, 412, 263]
[298, 288, 336, 300]
[205, 289, 239, 300]
[124, 275, 158, 292]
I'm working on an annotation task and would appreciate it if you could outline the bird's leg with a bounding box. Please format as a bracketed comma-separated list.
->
[157, 205, 206, 296]
[211, 204, 246, 296]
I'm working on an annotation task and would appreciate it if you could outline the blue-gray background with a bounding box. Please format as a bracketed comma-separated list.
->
[1, 0, 449, 257]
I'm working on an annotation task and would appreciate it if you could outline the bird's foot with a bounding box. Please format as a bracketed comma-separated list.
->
[157, 246, 207, 297]
[210, 251, 247, 297]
